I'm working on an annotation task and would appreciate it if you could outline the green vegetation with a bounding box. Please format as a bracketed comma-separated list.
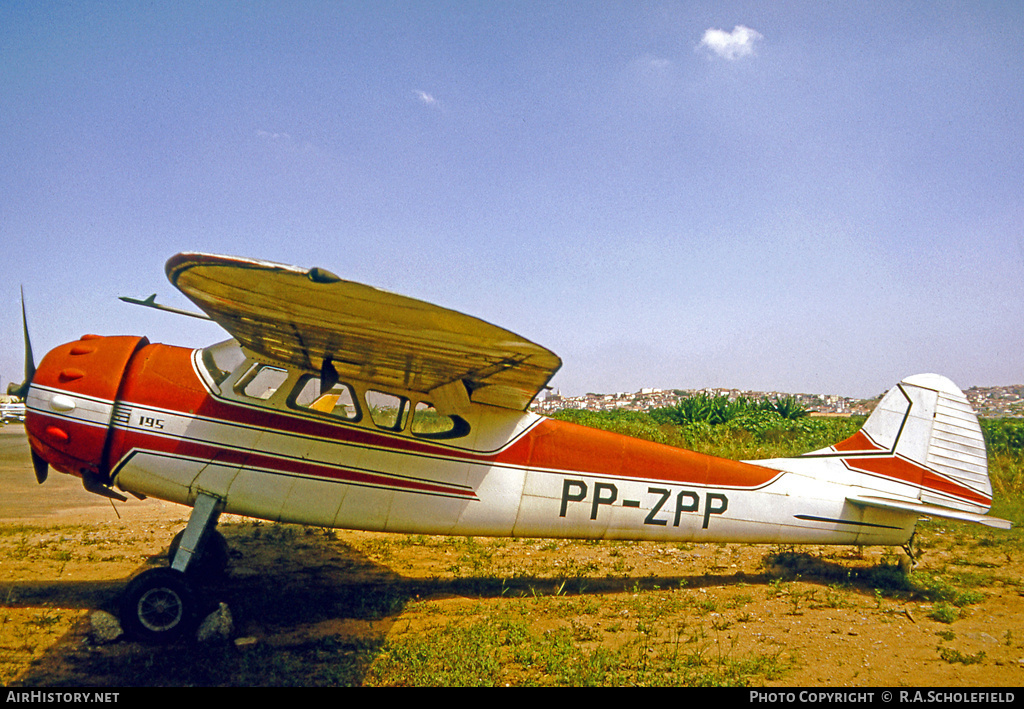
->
[980, 418, 1024, 455]
[552, 403, 865, 460]
[938, 647, 986, 665]
[651, 393, 811, 426]
[981, 418, 1024, 523]
[364, 612, 789, 687]
[928, 602, 962, 624]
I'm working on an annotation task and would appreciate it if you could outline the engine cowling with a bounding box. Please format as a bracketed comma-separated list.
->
[25, 335, 149, 482]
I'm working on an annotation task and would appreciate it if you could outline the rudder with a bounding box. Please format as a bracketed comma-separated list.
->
[753, 374, 1010, 530]
[853, 374, 991, 514]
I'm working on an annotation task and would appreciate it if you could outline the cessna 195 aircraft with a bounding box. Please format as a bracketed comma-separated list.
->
[11, 252, 1010, 641]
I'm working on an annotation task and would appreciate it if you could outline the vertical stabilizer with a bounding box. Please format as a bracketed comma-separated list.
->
[850, 374, 991, 514]
[756, 374, 1010, 530]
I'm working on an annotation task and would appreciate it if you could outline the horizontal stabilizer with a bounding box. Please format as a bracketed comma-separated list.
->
[848, 495, 1012, 530]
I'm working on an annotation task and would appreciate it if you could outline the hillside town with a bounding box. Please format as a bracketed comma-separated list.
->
[531, 384, 1024, 418]
[2, 378, 1021, 422]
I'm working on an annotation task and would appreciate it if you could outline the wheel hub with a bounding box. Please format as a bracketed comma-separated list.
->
[136, 587, 184, 632]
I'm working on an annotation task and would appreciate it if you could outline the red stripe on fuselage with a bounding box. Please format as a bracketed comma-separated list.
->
[110, 343, 785, 491]
[832, 430, 885, 453]
[113, 432, 476, 498]
[497, 417, 782, 488]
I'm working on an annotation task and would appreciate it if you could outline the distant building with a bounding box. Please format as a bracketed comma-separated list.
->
[533, 384, 1022, 418]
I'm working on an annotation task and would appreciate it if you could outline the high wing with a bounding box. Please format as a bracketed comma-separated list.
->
[165, 252, 562, 411]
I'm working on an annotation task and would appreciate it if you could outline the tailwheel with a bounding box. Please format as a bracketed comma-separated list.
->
[120, 568, 197, 643]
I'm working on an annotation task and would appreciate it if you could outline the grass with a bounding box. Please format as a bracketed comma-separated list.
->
[3, 517, 1020, 686]
[938, 647, 986, 665]
[362, 600, 791, 687]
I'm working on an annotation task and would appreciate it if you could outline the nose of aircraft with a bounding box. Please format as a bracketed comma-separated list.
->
[24, 335, 149, 488]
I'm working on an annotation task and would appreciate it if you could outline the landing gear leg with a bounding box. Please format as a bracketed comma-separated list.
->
[120, 493, 223, 642]
[170, 493, 223, 575]
[168, 493, 228, 580]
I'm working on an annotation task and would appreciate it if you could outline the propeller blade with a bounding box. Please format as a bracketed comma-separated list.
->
[21, 286, 36, 386]
[7, 286, 36, 398]
[31, 449, 48, 484]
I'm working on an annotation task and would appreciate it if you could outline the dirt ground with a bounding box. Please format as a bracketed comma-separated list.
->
[2, 424, 1022, 687]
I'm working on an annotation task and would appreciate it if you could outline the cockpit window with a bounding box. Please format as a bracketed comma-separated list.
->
[365, 390, 409, 431]
[410, 402, 469, 439]
[237, 363, 289, 400]
[292, 376, 359, 420]
[287, 376, 470, 440]
[200, 339, 246, 386]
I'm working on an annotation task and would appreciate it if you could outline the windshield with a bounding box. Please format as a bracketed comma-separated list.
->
[200, 339, 245, 386]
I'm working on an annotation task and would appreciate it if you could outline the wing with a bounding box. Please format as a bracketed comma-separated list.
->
[165, 253, 562, 411]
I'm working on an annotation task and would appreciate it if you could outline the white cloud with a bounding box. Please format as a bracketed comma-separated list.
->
[414, 90, 437, 105]
[697, 25, 763, 60]
[255, 129, 293, 142]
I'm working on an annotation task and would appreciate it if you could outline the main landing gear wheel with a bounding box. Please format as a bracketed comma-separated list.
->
[120, 568, 197, 643]
[121, 494, 223, 642]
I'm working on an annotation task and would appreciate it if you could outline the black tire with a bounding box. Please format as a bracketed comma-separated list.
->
[167, 529, 230, 580]
[120, 568, 196, 643]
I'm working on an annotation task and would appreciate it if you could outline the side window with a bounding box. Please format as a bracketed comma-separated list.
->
[365, 390, 409, 431]
[292, 376, 359, 420]
[410, 402, 466, 439]
[237, 364, 289, 400]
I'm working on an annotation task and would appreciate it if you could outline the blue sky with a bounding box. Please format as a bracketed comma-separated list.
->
[2, 2, 1022, 400]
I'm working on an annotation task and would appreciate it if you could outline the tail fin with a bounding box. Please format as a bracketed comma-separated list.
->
[846, 374, 991, 511]
[766, 374, 1011, 530]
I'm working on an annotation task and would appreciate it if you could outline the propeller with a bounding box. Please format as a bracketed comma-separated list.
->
[7, 287, 35, 399]
[8, 287, 47, 483]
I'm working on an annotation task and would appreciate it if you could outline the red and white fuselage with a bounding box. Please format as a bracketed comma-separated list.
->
[25, 335, 1004, 549]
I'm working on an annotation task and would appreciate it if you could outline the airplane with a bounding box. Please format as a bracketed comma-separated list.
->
[11, 252, 1010, 642]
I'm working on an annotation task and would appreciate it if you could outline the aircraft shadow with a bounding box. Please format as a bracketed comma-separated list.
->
[5, 526, 904, 687]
